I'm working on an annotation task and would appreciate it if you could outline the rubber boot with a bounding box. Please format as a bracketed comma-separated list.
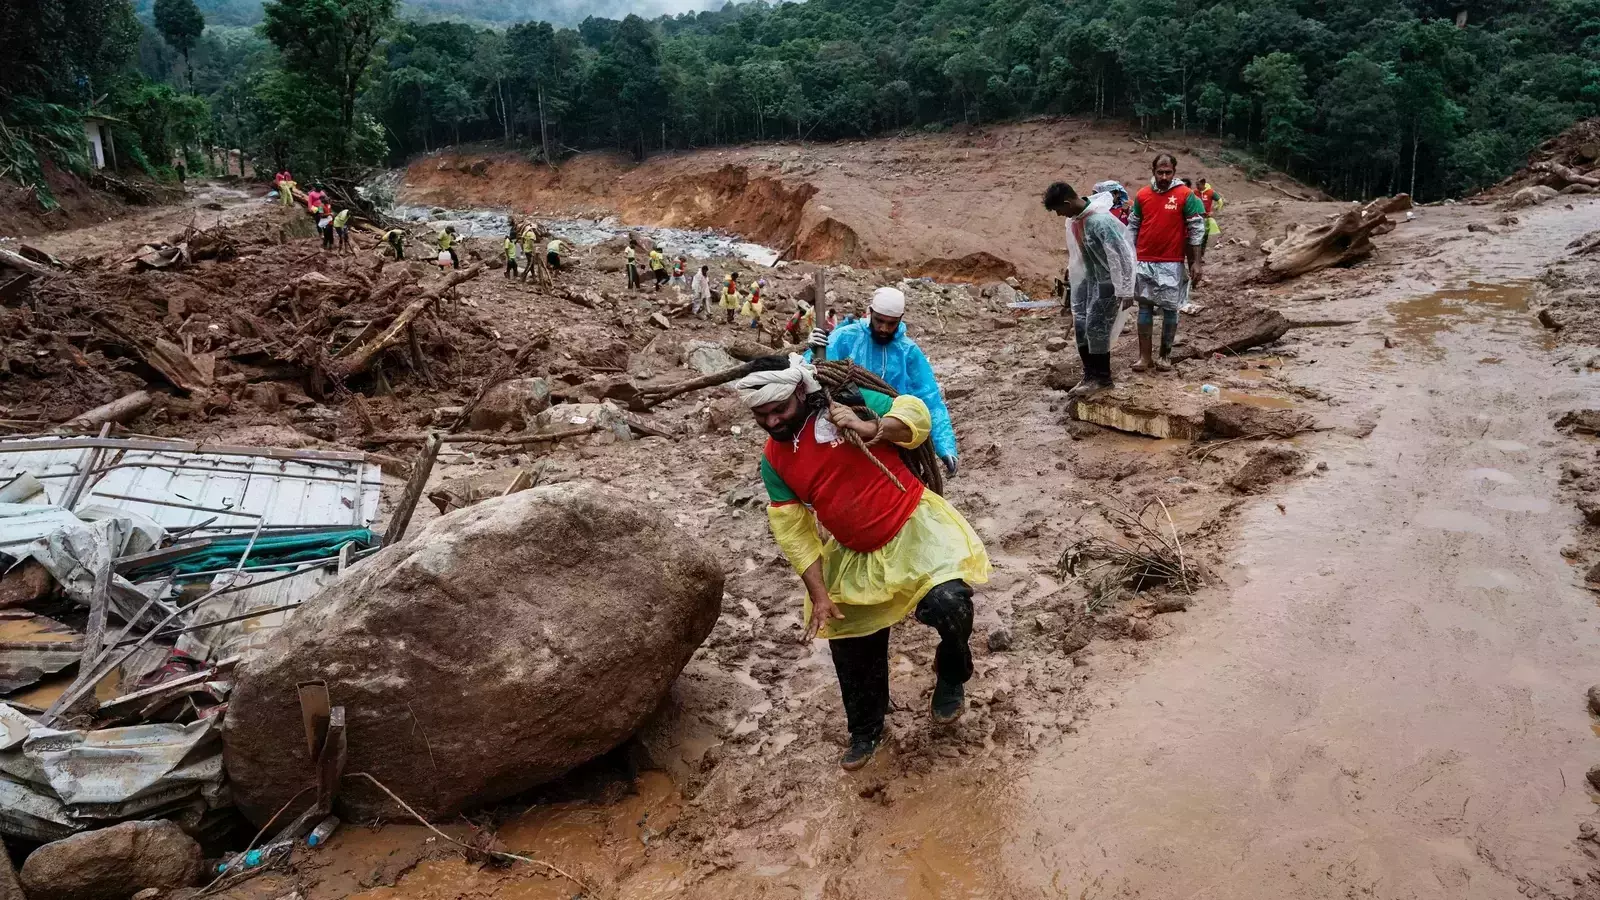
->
[1093, 352, 1114, 389]
[1071, 341, 1091, 391]
[1133, 323, 1155, 373]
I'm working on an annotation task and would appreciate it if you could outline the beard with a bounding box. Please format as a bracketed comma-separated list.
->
[870, 328, 896, 345]
[762, 417, 804, 442]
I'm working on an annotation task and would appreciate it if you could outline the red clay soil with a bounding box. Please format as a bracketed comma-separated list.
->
[399, 119, 1309, 295]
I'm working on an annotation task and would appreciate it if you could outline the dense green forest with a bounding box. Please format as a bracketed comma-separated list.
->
[132, 0, 730, 29]
[4, 0, 1598, 210]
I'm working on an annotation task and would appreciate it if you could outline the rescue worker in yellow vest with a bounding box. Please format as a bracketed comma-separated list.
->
[625, 241, 640, 289]
[649, 247, 669, 292]
[546, 237, 568, 271]
[503, 226, 520, 279]
[437, 226, 459, 270]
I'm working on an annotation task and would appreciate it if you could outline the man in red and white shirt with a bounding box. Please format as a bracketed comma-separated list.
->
[1127, 154, 1206, 372]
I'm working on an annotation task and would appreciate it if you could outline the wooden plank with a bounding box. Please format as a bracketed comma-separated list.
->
[97, 654, 240, 712]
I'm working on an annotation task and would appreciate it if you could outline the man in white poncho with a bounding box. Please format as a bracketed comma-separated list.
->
[1043, 181, 1136, 397]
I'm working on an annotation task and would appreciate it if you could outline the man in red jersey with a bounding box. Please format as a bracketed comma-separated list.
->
[736, 355, 990, 771]
[1127, 153, 1206, 372]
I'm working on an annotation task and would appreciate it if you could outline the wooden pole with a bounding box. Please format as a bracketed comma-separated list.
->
[385, 431, 442, 544]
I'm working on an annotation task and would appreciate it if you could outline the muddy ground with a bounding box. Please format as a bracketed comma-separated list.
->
[4, 133, 1600, 900]
[397, 119, 1317, 295]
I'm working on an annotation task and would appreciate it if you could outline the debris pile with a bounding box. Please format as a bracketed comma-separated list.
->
[1488, 118, 1600, 197]
[0, 433, 382, 843]
[0, 213, 505, 430]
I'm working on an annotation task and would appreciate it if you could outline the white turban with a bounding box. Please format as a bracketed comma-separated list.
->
[870, 286, 906, 318]
[735, 354, 821, 408]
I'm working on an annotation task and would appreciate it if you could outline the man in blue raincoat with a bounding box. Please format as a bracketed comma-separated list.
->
[809, 286, 961, 477]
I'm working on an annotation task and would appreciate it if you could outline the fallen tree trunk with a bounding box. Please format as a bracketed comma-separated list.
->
[1530, 160, 1600, 189]
[362, 424, 601, 446]
[1260, 195, 1406, 281]
[63, 391, 153, 431]
[0, 248, 55, 279]
[332, 265, 483, 377]
[636, 341, 806, 409]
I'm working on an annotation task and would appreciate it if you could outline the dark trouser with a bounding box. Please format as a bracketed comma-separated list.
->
[626, 263, 639, 288]
[547, 251, 561, 270]
[1138, 303, 1179, 357]
[322, 226, 333, 249]
[1071, 280, 1117, 384]
[389, 238, 404, 260]
[447, 248, 460, 269]
[828, 580, 974, 743]
[337, 227, 348, 249]
[653, 268, 669, 289]
[504, 258, 518, 278]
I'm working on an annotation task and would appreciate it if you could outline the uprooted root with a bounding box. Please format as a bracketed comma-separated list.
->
[1058, 501, 1201, 609]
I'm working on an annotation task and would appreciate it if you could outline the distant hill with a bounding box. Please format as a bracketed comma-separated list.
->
[134, 0, 731, 28]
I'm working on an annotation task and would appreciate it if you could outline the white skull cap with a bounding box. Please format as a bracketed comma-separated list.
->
[870, 286, 906, 317]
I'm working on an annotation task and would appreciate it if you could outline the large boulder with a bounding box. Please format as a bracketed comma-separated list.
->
[465, 377, 551, 431]
[19, 821, 202, 900]
[222, 482, 724, 825]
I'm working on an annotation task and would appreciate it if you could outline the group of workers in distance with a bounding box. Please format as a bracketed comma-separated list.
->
[272, 171, 352, 254]
[728, 152, 1217, 772]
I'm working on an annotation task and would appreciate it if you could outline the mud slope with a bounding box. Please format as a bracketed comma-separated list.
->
[399, 120, 1311, 293]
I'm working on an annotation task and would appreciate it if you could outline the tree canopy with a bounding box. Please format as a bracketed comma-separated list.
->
[7, 0, 1600, 204]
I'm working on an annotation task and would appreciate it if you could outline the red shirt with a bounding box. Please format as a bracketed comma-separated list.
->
[1199, 186, 1217, 216]
[1133, 183, 1195, 263]
[763, 414, 923, 553]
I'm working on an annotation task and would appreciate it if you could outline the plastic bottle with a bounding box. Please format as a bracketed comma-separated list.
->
[1200, 384, 1219, 396]
[306, 816, 341, 848]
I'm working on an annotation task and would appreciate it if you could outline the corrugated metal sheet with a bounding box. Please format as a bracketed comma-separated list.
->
[177, 563, 339, 661]
[0, 438, 382, 538]
[0, 706, 224, 841]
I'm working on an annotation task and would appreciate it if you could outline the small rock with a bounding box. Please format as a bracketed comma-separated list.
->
[132, 890, 163, 900]
[986, 626, 1013, 652]
[1315, 461, 1329, 471]
[1382, 335, 1395, 349]
[1129, 620, 1155, 641]
[1005, 276, 1021, 289]
[1466, 223, 1496, 234]
[1587, 764, 1600, 792]
[1582, 822, 1599, 841]
[991, 317, 1018, 331]
[1588, 685, 1600, 716]
[1562, 545, 1582, 560]
[20, 821, 202, 900]
[650, 312, 672, 330]
[1587, 562, 1600, 586]
[1579, 495, 1600, 526]
[1060, 624, 1093, 654]
[1033, 612, 1063, 633]
[1150, 595, 1189, 614]
[1044, 336, 1070, 353]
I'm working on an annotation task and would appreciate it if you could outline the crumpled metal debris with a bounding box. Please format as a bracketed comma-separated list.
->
[0, 704, 224, 842]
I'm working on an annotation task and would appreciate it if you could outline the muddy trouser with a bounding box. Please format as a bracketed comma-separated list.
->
[505, 257, 517, 278]
[828, 579, 974, 743]
[1071, 279, 1118, 357]
[337, 227, 348, 249]
[1138, 303, 1179, 357]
